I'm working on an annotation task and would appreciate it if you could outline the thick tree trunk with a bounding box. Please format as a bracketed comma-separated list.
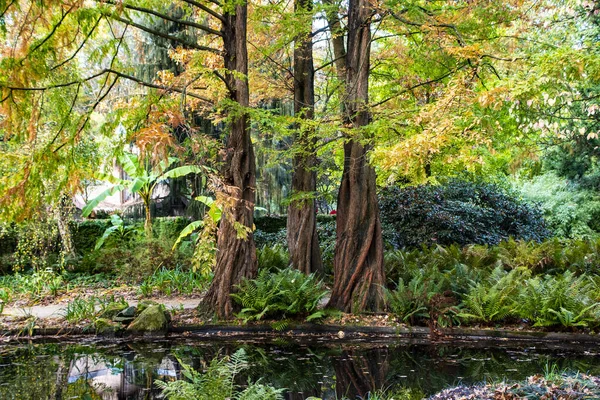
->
[287, 0, 322, 276]
[327, 0, 385, 312]
[202, 3, 257, 319]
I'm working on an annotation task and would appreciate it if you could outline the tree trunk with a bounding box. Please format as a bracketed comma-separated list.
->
[333, 349, 389, 399]
[327, 0, 385, 312]
[202, 3, 257, 319]
[54, 194, 75, 258]
[287, 0, 322, 276]
[143, 195, 153, 239]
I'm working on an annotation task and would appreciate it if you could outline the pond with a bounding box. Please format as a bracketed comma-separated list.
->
[1, 335, 599, 399]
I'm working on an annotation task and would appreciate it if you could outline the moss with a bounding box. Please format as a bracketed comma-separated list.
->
[97, 302, 128, 320]
[94, 318, 119, 334]
[127, 305, 169, 333]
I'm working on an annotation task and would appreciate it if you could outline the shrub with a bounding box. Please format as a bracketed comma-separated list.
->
[71, 220, 109, 254]
[516, 173, 600, 239]
[153, 217, 191, 241]
[231, 268, 327, 323]
[379, 179, 550, 249]
[257, 244, 289, 272]
[254, 216, 287, 233]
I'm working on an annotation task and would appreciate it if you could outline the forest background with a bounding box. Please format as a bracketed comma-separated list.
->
[1, 0, 600, 324]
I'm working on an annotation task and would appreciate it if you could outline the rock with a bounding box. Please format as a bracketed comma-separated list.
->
[94, 318, 119, 335]
[136, 300, 158, 315]
[113, 306, 136, 324]
[127, 305, 169, 334]
[98, 302, 128, 320]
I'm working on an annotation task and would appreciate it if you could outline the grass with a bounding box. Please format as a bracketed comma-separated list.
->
[139, 266, 208, 297]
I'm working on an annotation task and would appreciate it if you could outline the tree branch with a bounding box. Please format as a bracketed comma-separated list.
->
[1, 0, 16, 19]
[107, 14, 223, 54]
[20, 4, 76, 65]
[371, 63, 468, 108]
[50, 16, 103, 71]
[97, 0, 222, 36]
[180, 0, 224, 23]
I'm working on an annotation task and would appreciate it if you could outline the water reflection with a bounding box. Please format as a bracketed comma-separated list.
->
[1, 338, 599, 399]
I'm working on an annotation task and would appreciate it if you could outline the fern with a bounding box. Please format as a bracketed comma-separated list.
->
[157, 349, 284, 400]
[516, 271, 600, 328]
[231, 269, 327, 323]
[458, 267, 525, 323]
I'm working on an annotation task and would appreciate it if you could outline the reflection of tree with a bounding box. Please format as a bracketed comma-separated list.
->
[333, 348, 390, 400]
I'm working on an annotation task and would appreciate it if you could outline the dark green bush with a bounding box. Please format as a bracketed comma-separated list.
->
[71, 220, 109, 254]
[379, 179, 551, 249]
[253, 215, 337, 276]
[254, 216, 287, 233]
[152, 217, 190, 240]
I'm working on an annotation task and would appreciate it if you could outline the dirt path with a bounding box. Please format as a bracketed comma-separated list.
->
[2, 298, 200, 319]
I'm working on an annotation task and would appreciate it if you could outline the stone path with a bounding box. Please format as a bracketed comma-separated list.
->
[2, 298, 200, 319]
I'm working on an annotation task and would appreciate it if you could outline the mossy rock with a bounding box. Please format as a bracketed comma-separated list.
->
[98, 302, 128, 320]
[127, 304, 169, 333]
[136, 300, 159, 315]
[94, 318, 120, 335]
[113, 306, 136, 323]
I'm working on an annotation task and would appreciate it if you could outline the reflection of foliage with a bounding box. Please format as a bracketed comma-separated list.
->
[156, 349, 284, 400]
[244, 345, 329, 394]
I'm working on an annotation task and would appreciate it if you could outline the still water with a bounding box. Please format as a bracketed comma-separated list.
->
[1, 336, 599, 399]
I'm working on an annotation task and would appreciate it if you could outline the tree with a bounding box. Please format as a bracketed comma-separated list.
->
[326, 0, 386, 312]
[286, 0, 323, 276]
[0, 0, 256, 318]
[81, 152, 204, 238]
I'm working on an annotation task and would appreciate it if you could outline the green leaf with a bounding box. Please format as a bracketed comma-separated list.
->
[160, 165, 205, 180]
[118, 153, 141, 178]
[82, 185, 125, 217]
[195, 195, 214, 206]
[129, 177, 147, 194]
[208, 206, 222, 224]
[94, 225, 120, 250]
[172, 220, 204, 250]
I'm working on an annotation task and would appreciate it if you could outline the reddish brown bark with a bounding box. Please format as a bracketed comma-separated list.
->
[287, 0, 322, 276]
[327, 0, 385, 312]
[333, 349, 389, 399]
[202, 3, 257, 319]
